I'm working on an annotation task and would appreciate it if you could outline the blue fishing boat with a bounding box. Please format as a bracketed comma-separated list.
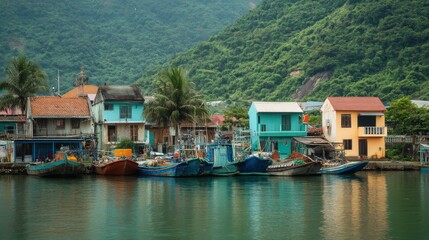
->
[237, 155, 272, 175]
[320, 160, 368, 174]
[26, 149, 85, 177]
[137, 158, 211, 177]
[206, 142, 239, 176]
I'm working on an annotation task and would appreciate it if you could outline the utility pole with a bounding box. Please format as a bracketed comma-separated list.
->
[57, 69, 60, 95]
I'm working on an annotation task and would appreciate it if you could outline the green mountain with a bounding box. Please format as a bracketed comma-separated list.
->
[0, 0, 259, 93]
[138, 0, 429, 103]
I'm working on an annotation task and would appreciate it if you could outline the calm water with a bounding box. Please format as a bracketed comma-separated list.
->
[1, 172, 428, 240]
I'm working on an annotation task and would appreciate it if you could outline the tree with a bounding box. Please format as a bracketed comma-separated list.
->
[222, 104, 249, 129]
[0, 55, 48, 113]
[144, 67, 209, 146]
[386, 97, 429, 135]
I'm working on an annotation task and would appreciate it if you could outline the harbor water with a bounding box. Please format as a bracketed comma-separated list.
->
[1, 171, 428, 240]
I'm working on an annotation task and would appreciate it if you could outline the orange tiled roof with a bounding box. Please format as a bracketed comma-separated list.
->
[63, 85, 98, 98]
[327, 97, 386, 112]
[30, 96, 91, 118]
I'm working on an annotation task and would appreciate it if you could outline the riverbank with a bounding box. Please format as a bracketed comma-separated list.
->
[0, 160, 424, 175]
[0, 162, 94, 175]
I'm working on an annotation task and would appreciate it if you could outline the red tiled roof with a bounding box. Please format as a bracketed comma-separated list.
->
[30, 96, 91, 118]
[327, 97, 386, 112]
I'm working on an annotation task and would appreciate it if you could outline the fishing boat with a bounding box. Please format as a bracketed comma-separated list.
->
[320, 160, 368, 174]
[267, 152, 322, 176]
[94, 157, 138, 176]
[206, 142, 239, 176]
[137, 156, 211, 177]
[236, 155, 272, 175]
[267, 159, 322, 176]
[94, 149, 138, 175]
[26, 148, 85, 177]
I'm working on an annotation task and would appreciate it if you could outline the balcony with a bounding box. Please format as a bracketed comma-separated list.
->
[257, 124, 307, 137]
[358, 127, 387, 137]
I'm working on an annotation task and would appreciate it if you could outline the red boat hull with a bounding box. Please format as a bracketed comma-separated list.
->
[95, 159, 138, 175]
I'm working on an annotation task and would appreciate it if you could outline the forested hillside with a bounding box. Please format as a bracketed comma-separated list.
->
[138, 0, 429, 103]
[0, 0, 258, 93]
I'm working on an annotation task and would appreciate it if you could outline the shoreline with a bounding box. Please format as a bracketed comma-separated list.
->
[0, 160, 424, 175]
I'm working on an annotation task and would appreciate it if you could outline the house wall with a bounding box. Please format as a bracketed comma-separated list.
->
[101, 123, 145, 149]
[103, 101, 144, 123]
[33, 118, 92, 136]
[321, 99, 386, 159]
[248, 103, 306, 158]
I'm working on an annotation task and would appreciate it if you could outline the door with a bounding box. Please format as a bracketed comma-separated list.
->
[108, 126, 117, 142]
[359, 139, 368, 157]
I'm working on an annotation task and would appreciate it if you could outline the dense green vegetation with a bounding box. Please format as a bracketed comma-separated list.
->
[0, 0, 258, 94]
[138, 0, 429, 103]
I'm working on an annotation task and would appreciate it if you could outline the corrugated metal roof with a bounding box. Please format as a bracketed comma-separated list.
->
[252, 102, 303, 113]
[327, 97, 386, 112]
[99, 85, 144, 101]
[30, 96, 91, 118]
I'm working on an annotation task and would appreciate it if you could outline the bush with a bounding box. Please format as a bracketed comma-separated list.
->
[116, 138, 135, 149]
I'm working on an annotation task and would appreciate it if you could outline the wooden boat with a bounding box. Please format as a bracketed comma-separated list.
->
[26, 149, 85, 177]
[237, 155, 272, 175]
[267, 159, 322, 176]
[137, 158, 211, 177]
[267, 152, 322, 176]
[320, 160, 368, 174]
[206, 142, 239, 176]
[94, 158, 138, 176]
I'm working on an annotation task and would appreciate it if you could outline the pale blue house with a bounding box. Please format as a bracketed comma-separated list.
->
[92, 85, 147, 153]
[248, 102, 307, 159]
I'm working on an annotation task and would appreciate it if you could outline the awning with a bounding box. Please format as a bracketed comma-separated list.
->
[359, 113, 384, 116]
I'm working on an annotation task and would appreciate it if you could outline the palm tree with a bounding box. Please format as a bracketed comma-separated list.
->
[144, 67, 209, 147]
[0, 55, 48, 114]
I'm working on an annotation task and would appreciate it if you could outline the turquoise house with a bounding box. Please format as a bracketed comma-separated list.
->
[92, 85, 146, 153]
[248, 102, 307, 159]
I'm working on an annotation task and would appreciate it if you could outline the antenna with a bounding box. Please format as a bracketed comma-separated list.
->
[57, 70, 60, 95]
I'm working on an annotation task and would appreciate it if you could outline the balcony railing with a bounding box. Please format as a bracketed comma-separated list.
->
[358, 127, 387, 137]
[257, 124, 307, 137]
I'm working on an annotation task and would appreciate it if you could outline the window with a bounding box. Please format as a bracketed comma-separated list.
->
[4, 125, 15, 134]
[56, 119, 65, 129]
[104, 104, 113, 111]
[120, 106, 132, 119]
[282, 115, 291, 131]
[130, 125, 138, 141]
[343, 139, 352, 150]
[37, 119, 47, 129]
[71, 119, 80, 129]
[258, 116, 260, 124]
[261, 124, 266, 132]
[341, 114, 351, 128]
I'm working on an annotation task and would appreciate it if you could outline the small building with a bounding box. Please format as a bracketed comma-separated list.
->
[92, 85, 146, 152]
[321, 97, 387, 159]
[14, 96, 93, 162]
[248, 102, 307, 159]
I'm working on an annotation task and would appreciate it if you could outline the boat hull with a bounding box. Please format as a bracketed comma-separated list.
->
[237, 155, 272, 175]
[137, 158, 211, 177]
[94, 159, 138, 176]
[320, 161, 368, 174]
[26, 159, 85, 177]
[267, 161, 321, 176]
[211, 162, 239, 176]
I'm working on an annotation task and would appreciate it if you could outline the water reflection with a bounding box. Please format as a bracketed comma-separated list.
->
[321, 173, 388, 240]
[1, 172, 429, 239]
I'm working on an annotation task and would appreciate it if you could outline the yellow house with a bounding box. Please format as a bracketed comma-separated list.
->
[321, 97, 387, 159]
